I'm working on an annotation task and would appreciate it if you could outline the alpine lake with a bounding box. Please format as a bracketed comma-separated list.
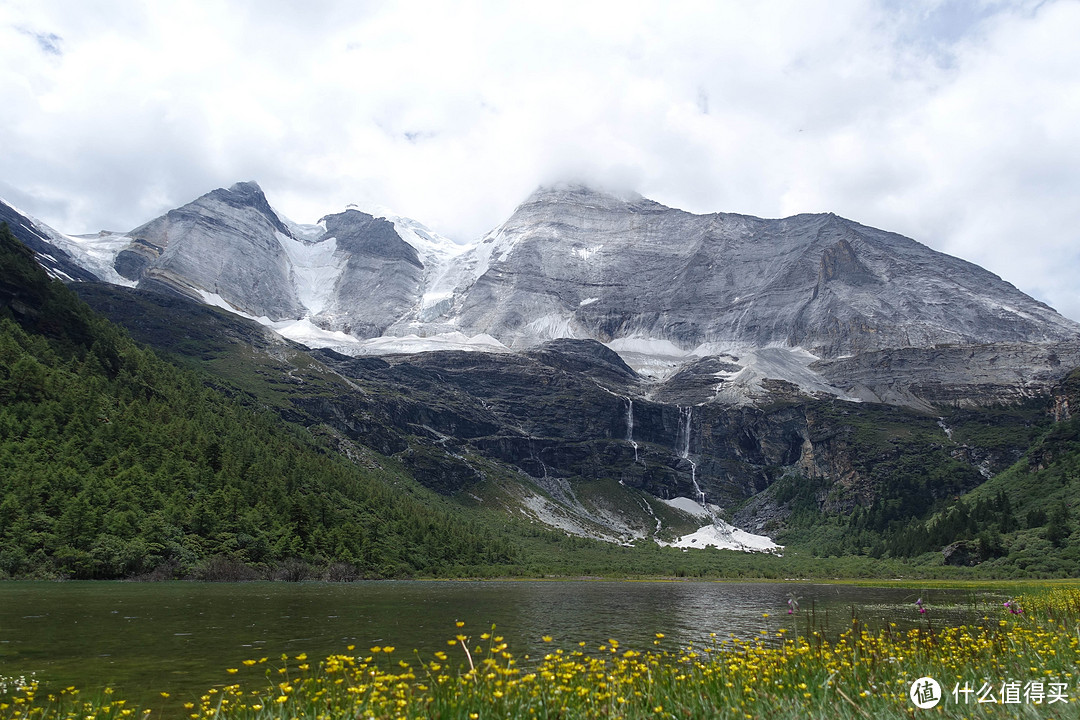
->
[0, 580, 1007, 715]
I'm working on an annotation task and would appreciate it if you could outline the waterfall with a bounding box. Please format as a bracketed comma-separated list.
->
[937, 417, 953, 440]
[678, 406, 706, 508]
[678, 405, 691, 458]
[666, 406, 765, 550]
[626, 398, 639, 462]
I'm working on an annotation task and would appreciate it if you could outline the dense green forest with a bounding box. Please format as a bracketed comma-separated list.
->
[0, 223, 518, 579]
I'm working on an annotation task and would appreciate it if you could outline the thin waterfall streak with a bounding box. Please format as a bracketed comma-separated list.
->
[678, 405, 706, 508]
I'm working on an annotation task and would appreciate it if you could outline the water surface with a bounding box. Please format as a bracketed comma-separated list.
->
[0, 580, 1001, 710]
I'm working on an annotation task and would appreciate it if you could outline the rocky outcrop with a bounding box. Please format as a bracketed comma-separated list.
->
[1050, 368, 1080, 422]
[418, 185, 1080, 357]
[811, 341, 1080, 411]
[311, 210, 424, 338]
[941, 539, 1002, 566]
[119, 182, 304, 319]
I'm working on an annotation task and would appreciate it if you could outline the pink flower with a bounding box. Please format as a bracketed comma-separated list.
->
[1004, 599, 1023, 615]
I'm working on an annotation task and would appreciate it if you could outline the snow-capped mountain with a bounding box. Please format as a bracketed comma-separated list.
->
[78, 181, 466, 348]
[10, 180, 1080, 552]
[424, 185, 1079, 355]
[8, 180, 1080, 408]
[0, 199, 112, 284]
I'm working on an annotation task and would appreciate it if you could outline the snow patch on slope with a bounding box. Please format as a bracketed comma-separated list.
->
[417, 228, 500, 309]
[345, 202, 469, 263]
[341, 332, 510, 355]
[50, 233, 134, 286]
[704, 346, 858, 403]
[518, 489, 779, 552]
[421, 291, 454, 310]
[572, 244, 603, 261]
[274, 230, 347, 315]
[522, 314, 583, 344]
[2, 199, 133, 286]
[607, 337, 856, 401]
[194, 288, 241, 314]
[195, 284, 507, 356]
[605, 337, 695, 381]
[656, 496, 779, 552]
[193, 287, 362, 350]
[270, 318, 361, 348]
[664, 523, 780, 552]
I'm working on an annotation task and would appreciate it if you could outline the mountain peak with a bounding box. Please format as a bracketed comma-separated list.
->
[17, 180, 1080, 376]
[523, 183, 646, 207]
[227, 180, 264, 194]
[211, 180, 270, 208]
[200, 181, 291, 238]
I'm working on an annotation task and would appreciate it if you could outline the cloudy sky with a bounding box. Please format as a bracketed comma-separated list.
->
[3, 0, 1080, 321]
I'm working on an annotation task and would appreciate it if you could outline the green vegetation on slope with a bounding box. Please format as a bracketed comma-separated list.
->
[895, 398, 1080, 576]
[1, 223, 929, 582]
[764, 388, 1078, 575]
[0, 224, 516, 579]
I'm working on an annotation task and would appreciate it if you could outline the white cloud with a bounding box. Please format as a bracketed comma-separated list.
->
[1, 0, 1079, 320]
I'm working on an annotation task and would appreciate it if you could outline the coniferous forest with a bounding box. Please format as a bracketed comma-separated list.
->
[0, 223, 517, 579]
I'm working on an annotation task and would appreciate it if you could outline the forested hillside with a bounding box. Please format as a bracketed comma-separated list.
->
[0, 224, 516, 579]
[876, 371, 1080, 576]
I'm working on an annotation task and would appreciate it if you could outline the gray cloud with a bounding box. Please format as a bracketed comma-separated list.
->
[2, 0, 1079, 321]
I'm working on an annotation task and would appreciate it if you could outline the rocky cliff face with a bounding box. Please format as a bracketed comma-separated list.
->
[103, 183, 453, 342]
[14, 181, 1080, 415]
[418, 185, 1080, 358]
[1050, 368, 1080, 422]
[812, 342, 1080, 411]
[74, 281, 1064, 547]
[312, 210, 424, 338]
[117, 182, 305, 318]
